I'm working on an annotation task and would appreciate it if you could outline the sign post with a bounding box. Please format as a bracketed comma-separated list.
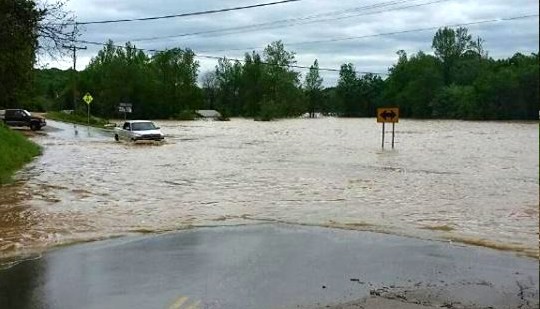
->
[381, 123, 385, 148]
[82, 93, 93, 125]
[118, 103, 133, 120]
[377, 107, 399, 149]
[392, 122, 395, 148]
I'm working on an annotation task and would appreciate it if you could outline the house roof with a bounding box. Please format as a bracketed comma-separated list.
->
[196, 110, 221, 118]
[126, 120, 155, 123]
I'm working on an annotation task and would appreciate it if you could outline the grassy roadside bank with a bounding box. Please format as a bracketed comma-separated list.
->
[0, 125, 41, 184]
[45, 112, 110, 128]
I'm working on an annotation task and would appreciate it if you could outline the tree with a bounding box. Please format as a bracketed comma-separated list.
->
[215, 57, 243, 116]
[432, 27, 476, 84]
[470, 37, 488, 59]
[383, 51, 444, 118]
[473, 53, 539, 120]
[151, 48, 201, 116]
[78, 42, 202, 119]
[82, 41, 152, 117]
[337, 63, 358, 116]
[36, 0, 74, 58]
[384, 28, 538, 120]
[262, 41, 304, 118]
[358, 73, 384, 117]
[396, 50, 407, 64]
[0, 0, 42, 107]
[0, 0, 71, 109]
[201, 71, 218, 110]
[431, 85, 476, 118]
[27, 27, 538, 121]
[334, 64, 384, 117]
[304, 59, 323, 118]
[240, 51, 265, 117]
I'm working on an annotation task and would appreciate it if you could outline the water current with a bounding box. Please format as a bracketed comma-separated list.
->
[0, 118, 538, 261]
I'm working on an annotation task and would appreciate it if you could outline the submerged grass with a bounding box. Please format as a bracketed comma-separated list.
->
[0, 125, 41, 184]
[420, 224, 455, 232]
[446, 236, 539, 259]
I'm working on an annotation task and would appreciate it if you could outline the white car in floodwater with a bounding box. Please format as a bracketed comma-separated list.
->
[114, 120, 165, 142]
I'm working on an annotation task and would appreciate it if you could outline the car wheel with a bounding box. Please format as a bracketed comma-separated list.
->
[114, 134, 119, 141]
[30, 123, 40, 131]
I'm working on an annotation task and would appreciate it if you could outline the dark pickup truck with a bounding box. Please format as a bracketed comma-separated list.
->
[0, 109, 47, 131]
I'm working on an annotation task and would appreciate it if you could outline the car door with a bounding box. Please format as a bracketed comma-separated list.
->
[14, 110, 29, 126]
[121, 122, 131, 140]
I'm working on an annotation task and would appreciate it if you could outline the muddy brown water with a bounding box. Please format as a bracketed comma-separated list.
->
[0, 118, 538, 262]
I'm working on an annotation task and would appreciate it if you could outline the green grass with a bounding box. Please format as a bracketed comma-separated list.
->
[46, 112, 110, 128]
[0, 125, 41, 184]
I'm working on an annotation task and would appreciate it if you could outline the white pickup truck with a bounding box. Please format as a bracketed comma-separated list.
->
[114, 120, 165, 142]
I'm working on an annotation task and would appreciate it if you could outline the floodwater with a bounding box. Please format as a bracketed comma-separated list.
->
[0, 118, 538, 262]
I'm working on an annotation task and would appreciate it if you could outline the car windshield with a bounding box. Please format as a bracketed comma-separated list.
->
[23, 110, 31, 117]
[131, 122, 156, 131]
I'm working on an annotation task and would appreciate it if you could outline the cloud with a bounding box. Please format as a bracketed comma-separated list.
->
[45, 0, 539, 86]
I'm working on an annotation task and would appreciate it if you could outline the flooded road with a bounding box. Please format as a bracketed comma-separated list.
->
[0, 118, 538, 261]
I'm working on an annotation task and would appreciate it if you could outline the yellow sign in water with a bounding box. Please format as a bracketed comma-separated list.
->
[377, 107, 399, 123]
[82, 93, 93, 105]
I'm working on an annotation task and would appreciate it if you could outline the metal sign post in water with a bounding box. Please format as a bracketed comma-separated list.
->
[377, 107, 399, 149]
[82, 93, 93, 124]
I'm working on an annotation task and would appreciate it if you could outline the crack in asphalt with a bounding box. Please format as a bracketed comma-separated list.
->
[320, 279, 539, 309]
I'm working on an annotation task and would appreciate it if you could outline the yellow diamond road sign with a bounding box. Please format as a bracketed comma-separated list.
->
[82, 93, 93, 105]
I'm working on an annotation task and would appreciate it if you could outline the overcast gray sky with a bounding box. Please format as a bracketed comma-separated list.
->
[45, 0, 539, 85]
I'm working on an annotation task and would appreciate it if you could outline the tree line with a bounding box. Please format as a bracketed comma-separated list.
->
[1, 1, 538, 120]
[383, 28, 539, 120]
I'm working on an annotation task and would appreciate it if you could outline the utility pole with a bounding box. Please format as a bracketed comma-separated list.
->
[63, 24, 87, 112]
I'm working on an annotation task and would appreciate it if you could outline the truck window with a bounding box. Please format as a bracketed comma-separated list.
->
[6, 110, 24, 118]
[123, 123, 130, 130]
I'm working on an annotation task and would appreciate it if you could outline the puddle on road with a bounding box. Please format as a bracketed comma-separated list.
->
[0, 119, 538, 262]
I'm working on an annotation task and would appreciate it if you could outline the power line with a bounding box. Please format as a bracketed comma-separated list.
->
[75, 39, 388, 76]
[196, 14, 540, 53]
[195, 54, 387, 75]
[74, 0, 301, 25]
[129, 0, 450, 43]
[129, 0, 431, 42]
[71, 13, 538, 77]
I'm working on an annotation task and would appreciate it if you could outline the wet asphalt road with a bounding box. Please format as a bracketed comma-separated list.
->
[0, 224, 538, 309]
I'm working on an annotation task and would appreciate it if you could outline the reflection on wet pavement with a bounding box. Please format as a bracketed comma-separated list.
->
[0, 119, 538, 261]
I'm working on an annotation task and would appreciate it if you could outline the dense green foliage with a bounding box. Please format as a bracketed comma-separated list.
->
[0, 0, 42, 108]
[27, 68, 71, 112]
[0, 124, 41, 184]
[304, 60, 324, 118]
[0, 0, 70, 111]
[210, 41, 306, 120]
[73, 41, 202, 119]
[38, 30, 536, 120]
[382, 27, 539, 120]
[332, 64, 385, 117]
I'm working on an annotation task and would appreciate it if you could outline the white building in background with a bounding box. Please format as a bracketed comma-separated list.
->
[196, 110, 221, 120]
